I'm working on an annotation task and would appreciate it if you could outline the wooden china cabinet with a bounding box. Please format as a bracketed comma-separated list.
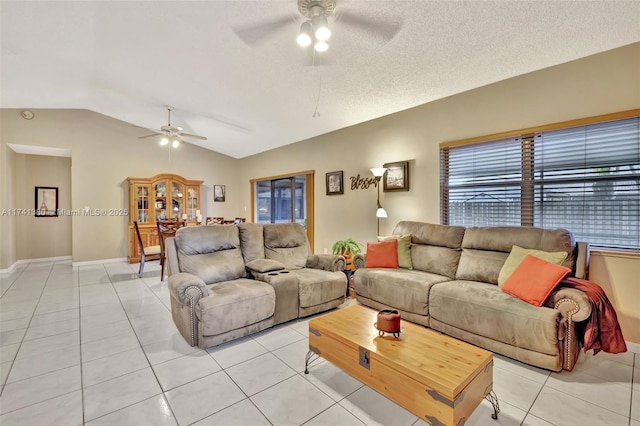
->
[127, 173, 203, 263]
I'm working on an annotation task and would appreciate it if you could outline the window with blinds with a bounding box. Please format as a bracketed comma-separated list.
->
[440, 115, 640, 250]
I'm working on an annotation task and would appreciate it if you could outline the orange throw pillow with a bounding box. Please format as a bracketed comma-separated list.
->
[502, 254, 571, 306]
[365, 239, 399, 269]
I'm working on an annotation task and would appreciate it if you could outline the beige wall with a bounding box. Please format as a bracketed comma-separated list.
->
[0, 109, 242, 264]
[240, 43, 640, 343]
[13, 154, 72, 260]
[0, 140, 17, 269]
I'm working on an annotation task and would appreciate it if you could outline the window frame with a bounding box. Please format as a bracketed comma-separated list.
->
[440, 109, 640, 252]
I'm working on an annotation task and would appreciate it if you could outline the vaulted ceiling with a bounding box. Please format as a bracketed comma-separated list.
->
[2, 1, 639, 158]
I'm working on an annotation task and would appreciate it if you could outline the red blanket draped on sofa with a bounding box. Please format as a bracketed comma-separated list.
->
[559, 277, 627, 355]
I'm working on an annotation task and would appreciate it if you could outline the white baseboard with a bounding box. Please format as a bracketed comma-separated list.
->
[16, 256, 72, 265]
[0, 262, 17, 275]
[625, 340, 640, 354]
[1, 256, 74, 274]
[72, 257, 127, 268]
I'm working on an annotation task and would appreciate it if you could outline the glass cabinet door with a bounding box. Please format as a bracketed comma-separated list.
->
[154, 181, 167, 221]
[171, 182, 184, 219]
[187, 187, 198, 221]
[136, 185, 150, 223]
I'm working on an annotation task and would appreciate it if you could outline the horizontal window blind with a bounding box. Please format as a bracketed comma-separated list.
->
[441, 115, 640, 250]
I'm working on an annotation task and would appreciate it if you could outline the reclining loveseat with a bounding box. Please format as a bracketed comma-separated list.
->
[165, 222, 346, 349]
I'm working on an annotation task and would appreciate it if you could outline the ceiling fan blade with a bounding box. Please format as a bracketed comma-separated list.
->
[335, 12, 403, 45]
[233, 14, 297, 47]
[178, 132, 207, 141]
[139, 132, 162, 139]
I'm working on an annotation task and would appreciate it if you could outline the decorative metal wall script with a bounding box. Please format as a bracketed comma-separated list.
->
[349, 174, 378, 190]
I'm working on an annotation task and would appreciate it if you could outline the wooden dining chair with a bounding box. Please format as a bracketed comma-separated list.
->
[157, 219, 187, 281]
[133, 221, 161, 278]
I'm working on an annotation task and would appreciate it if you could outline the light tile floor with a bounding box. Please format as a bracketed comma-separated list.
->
[0, 261, 637, 426]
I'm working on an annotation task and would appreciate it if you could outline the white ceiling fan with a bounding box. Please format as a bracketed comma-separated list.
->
[138, 105, 207, 148]
[233, 0, 402, 52]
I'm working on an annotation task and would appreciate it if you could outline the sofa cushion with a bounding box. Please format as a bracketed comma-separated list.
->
[264, 223, 310, 270]
[498, 245, 568, 287]
[238, 222, 265, 264]
[455, 249, 508, 284]
[455, 226, 575, 285]
[293, 269, 345, 308]
[197, 278, 275, 337]
[393, 221, 465, 249]
[378, 234, 412, 269]
[429, 280, 562, 355]
[175, 225, 246, 284]
[502, 255, 571, 306]
[411, 245, 461, 278]
[354, 269, 450, 316]
[365, 240, 399, 268]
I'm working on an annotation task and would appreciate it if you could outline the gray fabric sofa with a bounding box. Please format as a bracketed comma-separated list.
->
[166, 222, 346, 349]
[353, 221, 592, 372]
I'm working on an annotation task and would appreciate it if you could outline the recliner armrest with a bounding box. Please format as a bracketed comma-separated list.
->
[353, 253, 366, 269]
[546, 287, 592, 323]
[306, 254, 345, 272]
[168, 272, 208, 305]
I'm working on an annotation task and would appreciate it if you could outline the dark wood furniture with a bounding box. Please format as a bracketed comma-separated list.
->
[133, 221, 161, 278]
[127, 173, 203, 263]
[157, 219, 187, 281]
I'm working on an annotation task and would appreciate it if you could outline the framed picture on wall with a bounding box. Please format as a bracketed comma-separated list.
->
[35, 186, 58, 217]
[214, 185, 226, 202]
[326, 171, 344, 195]
[383, 161, 409, 192]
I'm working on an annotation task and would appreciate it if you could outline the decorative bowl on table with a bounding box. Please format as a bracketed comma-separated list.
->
[374, 309, 402, 338]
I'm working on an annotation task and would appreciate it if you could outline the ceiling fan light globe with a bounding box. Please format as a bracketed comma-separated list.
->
[297, 33, 312, 47]
[312, 14, 330, 41]
[172, 139, 180, 148]
[315, 26, 331, 41]
[314, 40, 329, 52]
[297, 21, 313, 47]
[159, 137, 169, 146]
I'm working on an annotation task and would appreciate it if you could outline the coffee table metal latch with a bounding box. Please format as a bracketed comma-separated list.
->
[358, 346, 370, 369]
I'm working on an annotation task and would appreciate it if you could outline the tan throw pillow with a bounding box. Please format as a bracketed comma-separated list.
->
[377, 234, 412, 269]
[498, 245, 568, 287]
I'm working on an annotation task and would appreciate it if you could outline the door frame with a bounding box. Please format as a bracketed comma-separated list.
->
[250, 170, 315, 251]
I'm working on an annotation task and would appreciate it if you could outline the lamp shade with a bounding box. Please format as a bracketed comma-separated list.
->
[370, 167, 386, 177]
[376, 207, 388, 218]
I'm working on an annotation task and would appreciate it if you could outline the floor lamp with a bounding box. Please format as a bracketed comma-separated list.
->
[370, 168, 388, 236]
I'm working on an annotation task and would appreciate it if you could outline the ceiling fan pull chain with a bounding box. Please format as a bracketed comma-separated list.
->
[312, 50, 322, 118]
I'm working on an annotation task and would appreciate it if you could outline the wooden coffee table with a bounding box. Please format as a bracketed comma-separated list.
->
[304, 305, 499, 426]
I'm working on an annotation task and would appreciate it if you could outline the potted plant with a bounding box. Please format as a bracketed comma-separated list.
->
[332, 238, 363, 259]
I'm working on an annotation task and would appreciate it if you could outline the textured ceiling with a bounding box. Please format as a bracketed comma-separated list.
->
[1, 1, 639, 158]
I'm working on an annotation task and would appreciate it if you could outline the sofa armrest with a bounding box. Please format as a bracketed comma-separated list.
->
[574, 241, 590, 280]
[166, 237, 180, 277]
[168, 272, 208, 305]
[353, 253, 366, 269]
[546, 287, 592, 323]
[306, 254, 345, 272]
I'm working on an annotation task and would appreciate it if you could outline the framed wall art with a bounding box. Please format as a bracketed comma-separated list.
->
[214, 185, 226, 202]
[383, 161, 409, 192]
[326, 171, 344, 195]
[35, 186, 58, 217]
